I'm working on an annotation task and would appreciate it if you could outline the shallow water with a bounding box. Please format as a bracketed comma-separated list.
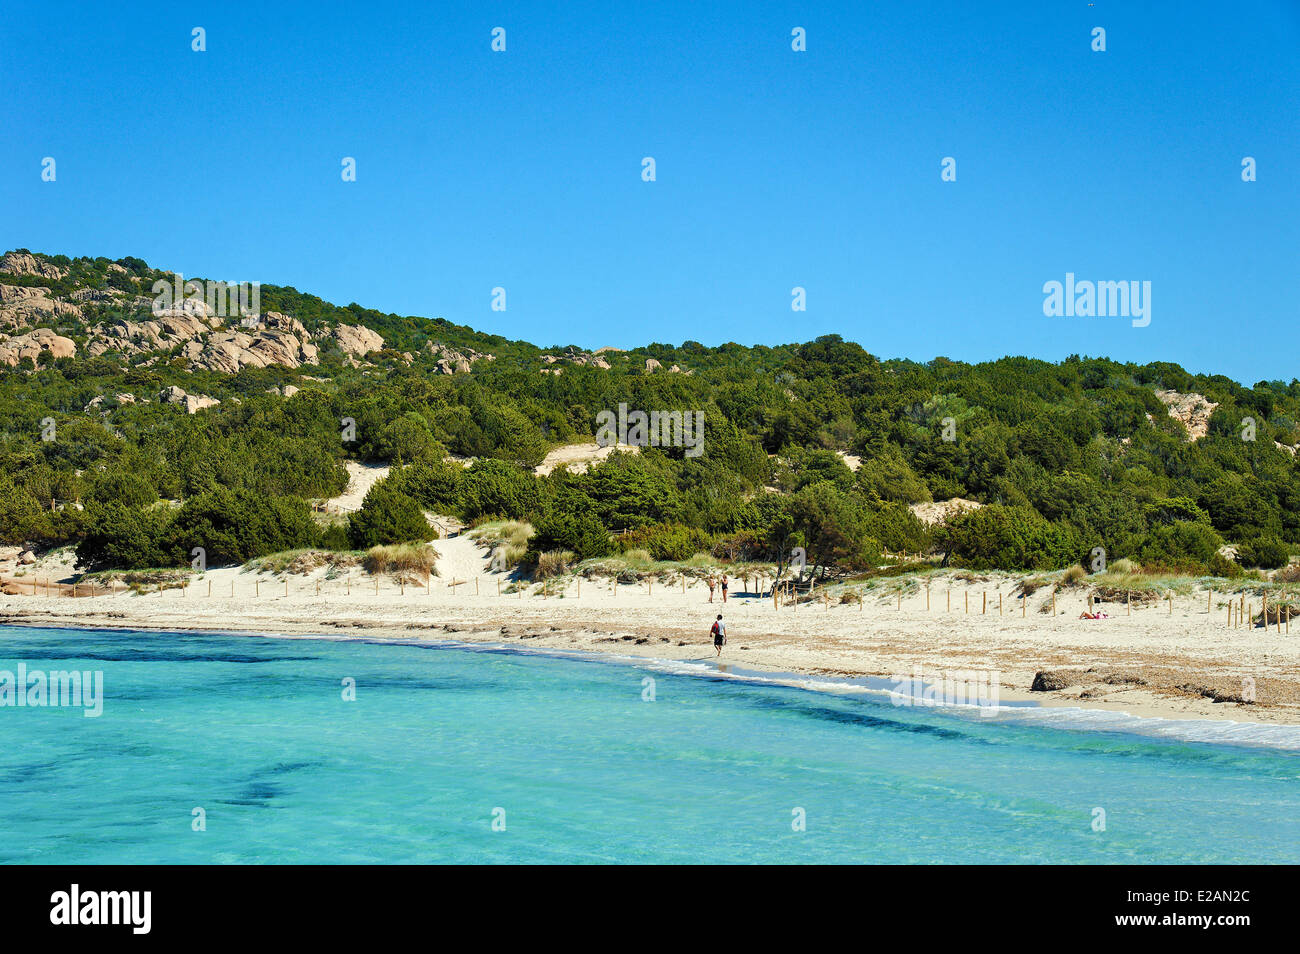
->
[1, 624, 1297, 864]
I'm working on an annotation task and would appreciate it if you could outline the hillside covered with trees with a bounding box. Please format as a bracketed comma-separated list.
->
[2, 249, 1298, 579]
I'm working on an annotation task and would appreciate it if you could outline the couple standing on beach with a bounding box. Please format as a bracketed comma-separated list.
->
[707, 574, 729, 603]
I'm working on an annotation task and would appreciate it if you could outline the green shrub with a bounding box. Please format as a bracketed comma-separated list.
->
[1236, 536, 1289, 570]
[616, 522, 712, 562]
[937, 505, 1082, 571]
[347, 479, 433, 548]
[171, 488, 318, 566]
[529, 512, 610, 561]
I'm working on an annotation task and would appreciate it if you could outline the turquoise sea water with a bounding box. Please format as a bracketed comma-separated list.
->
[1, 624, 1298, 864]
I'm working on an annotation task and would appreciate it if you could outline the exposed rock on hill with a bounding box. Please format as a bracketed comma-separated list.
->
[159, 385, 220, 414]
[1155, 389, 1218, 441]
[1, 252, 390, 375]
[332, 323, 384, 358]
[426, 342, 494, 374]
[540, 348, 610, 370]
[181, 312, 319, 373]
[0, 284, 80, 327]
[0, 328, 77, 367]
[0, 251, 68, 281]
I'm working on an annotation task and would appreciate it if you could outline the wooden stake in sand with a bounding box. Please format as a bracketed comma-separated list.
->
[982, 592, 987, 615]
[965, 591, 969, 614]
[1127, 590, 1131, 616]
[926, 582, 930, 612]
[1022, 594, 1026, 617]
[999, 593, 1003, 615]
[1052, 590, 1056, 615]
[475, 578, 479, 596]
[947, 588, 951, 612]
[208, 580, 211, 598]
[255, 581, 259, 597]
[1208, 589, 1212, 613]
[497, 579, 501, 597]
[1168, 593, 1173, 615]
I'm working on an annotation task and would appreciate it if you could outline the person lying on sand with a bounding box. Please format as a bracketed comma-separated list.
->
[1078, 611, 1110, 620]
[711, 615, 726, 656]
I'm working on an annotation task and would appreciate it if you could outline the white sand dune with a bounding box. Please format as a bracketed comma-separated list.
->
[325, 461, 391, 513]
[535, 442, 639, 476]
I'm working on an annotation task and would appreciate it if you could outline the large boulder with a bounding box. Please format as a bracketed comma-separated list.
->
[332, 324, 385, 358]
[159, 385, 220, 414]
[0, 328, 76, 366]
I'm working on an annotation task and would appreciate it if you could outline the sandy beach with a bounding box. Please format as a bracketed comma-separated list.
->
[2, 536, 1297, 728]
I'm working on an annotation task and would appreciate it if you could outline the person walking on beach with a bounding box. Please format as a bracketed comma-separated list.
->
[710, 615, 726, 656]
[707, 575, 716, 603]
[720, 574, 729, 603]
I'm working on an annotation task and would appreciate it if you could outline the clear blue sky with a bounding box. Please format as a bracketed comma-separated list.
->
[3, 0, 1297, 383]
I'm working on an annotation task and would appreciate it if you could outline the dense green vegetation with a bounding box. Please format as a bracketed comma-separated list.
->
[3, 250, 1298, 578]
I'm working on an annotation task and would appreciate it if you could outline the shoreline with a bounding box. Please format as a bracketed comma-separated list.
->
[7, 611, 1300, 752]
[3, 562, 1299, 734]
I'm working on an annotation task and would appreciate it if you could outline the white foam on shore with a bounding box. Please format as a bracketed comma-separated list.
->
[484, 644, 1300, 753]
